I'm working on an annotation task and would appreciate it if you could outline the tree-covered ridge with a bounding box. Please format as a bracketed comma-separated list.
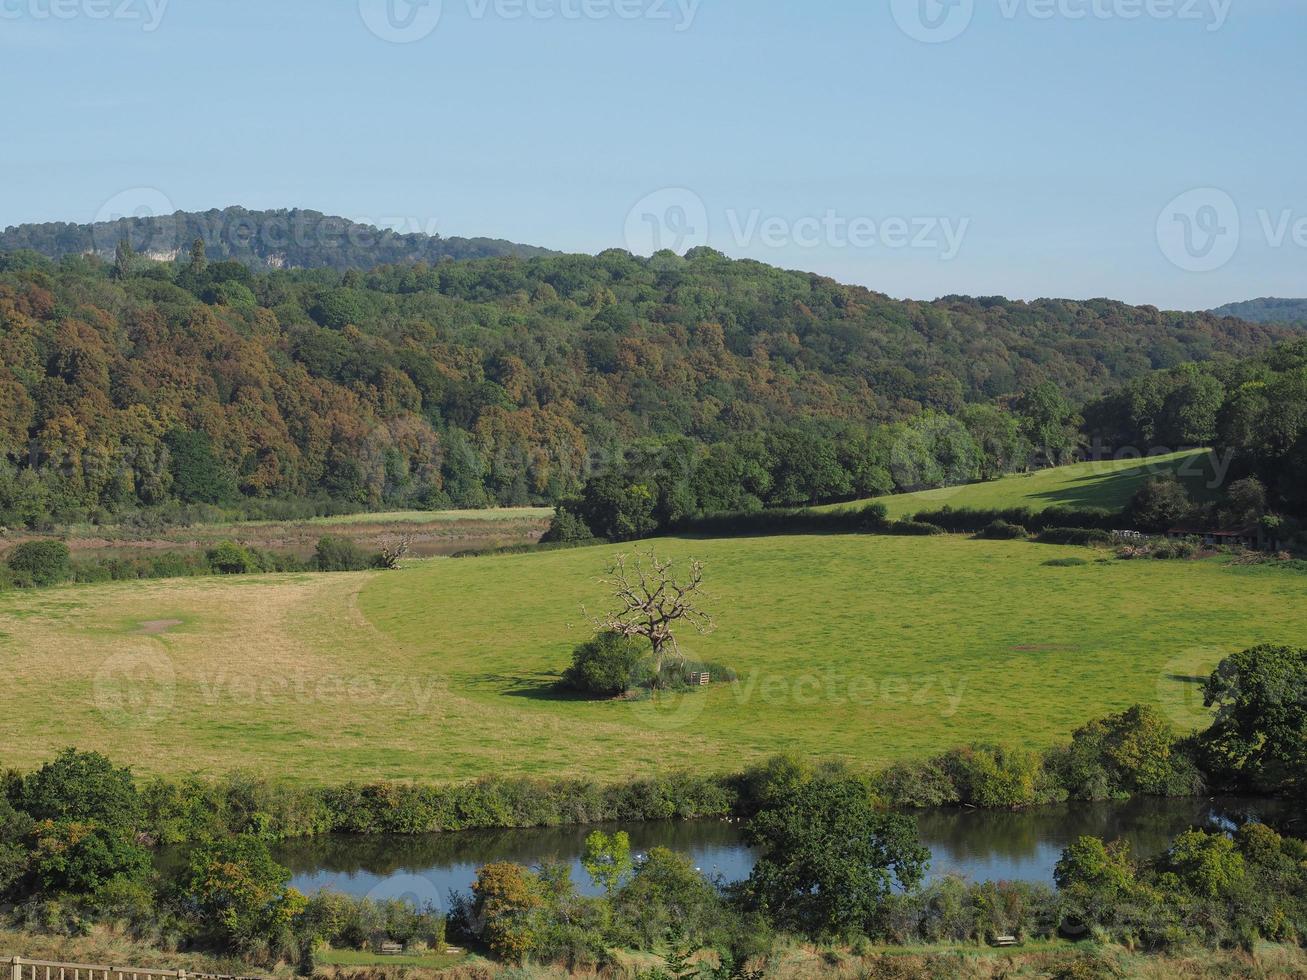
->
[1084, 338, 1307, 516]
[0, 244, 1292, 527]
[1211, 297, 1307, 327]
[0, 206, 553, 271]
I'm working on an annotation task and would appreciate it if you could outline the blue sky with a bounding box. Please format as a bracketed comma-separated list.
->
[1, 0, 1303, 308]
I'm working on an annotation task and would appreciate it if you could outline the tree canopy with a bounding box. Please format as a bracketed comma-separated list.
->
[0, 244, 1293, 528]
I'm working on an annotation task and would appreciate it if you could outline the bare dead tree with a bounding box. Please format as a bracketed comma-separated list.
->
[586, 550, 715, 672]
[377, 533, 413, 569]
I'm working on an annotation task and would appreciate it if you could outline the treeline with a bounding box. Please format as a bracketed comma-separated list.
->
[1084, 339, 1307, 518]
[540, 391, 1083, 543]
[0, 242, 1288, 530]
[0, 207, 551, 269]
[1211, 297, 1307, 327]
[0, 534, 400, 591]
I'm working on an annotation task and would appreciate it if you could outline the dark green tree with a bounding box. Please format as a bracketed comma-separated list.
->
[742, 777, 928, 938]
[1201, 644, 1307, 794]
[567, 474, 659, 542]
[112, 237, 135, 279]
[180, 834, 306, 952]
[1128, 477, 1193, 532]
[19, 749, 140, 829]
[164, 428, 236, 504]
[27, 820, 151, 895]
[1015, 382, 1081, 465]
[188, 236, 208, 276]
[6, 540, 71, 587]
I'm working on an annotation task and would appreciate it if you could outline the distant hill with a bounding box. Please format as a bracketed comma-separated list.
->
[0, 206, 554, 270]
[0, 244, 1295, 530]
[1211, 297, 1307, 327]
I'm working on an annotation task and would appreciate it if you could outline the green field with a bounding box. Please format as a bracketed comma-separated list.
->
[826, 449, 1220, 519]
[2, 526, 1302, 783]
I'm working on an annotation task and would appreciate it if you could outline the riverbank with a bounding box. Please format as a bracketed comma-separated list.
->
[5, 929, 1306, 979]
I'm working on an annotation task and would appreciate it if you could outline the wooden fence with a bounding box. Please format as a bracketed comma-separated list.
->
[7, 958, 268, 980]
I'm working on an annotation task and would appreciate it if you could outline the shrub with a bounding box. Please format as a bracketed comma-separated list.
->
[540, 508, 595, 544]
[71, 551, 213, 583]
[180, 834, 307, 953]
[313, 535, 370, 572]
[874, 758, 960, 807]
[207, 540, 258, 574]
[914, 505, 1119, 533]
[889, 519, 946, 536]
[1150, 538, 1199, 560]
[1048, 704, 1203, 800]
[1043, 557, 1089, 567]
[673, 503, 889, 537]
[26, 820, 152, 896]
[302, 892, 445, 952]
[561, 632, 654, 697]
[1117, 538, 1199, 561]
[655, 658, 737, 691]
[5, 540, 72, 587]
[977, 519, 1028, 540]
[937, 744, 1062, 808]
[1036, 527, 1113, 546]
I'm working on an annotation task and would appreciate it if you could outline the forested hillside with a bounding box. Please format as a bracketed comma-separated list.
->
[1211, 298, 1307, 327]
[0, 242, 1292, 528]
[0, 207, 552, 270]
[1084, 339, 1307, 515]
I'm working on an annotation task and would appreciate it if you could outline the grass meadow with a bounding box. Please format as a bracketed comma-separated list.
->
[829, 448, 1221, 519]
[2, 528, 1303, 784]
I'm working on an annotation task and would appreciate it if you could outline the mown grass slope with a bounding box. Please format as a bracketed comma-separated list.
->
[825, 449, 1219, 519]
[2, 530, 1302, 783]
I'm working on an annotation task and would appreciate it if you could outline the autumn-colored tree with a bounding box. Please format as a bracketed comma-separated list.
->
[470, 862, 543, 964]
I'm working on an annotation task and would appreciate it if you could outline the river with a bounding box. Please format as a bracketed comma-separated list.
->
[264, 796, 1300, 911]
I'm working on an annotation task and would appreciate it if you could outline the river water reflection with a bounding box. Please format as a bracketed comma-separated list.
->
[268, 796, 1300, 908]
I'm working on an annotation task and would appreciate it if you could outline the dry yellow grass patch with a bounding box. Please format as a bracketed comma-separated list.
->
[0, 567, 715, 781]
